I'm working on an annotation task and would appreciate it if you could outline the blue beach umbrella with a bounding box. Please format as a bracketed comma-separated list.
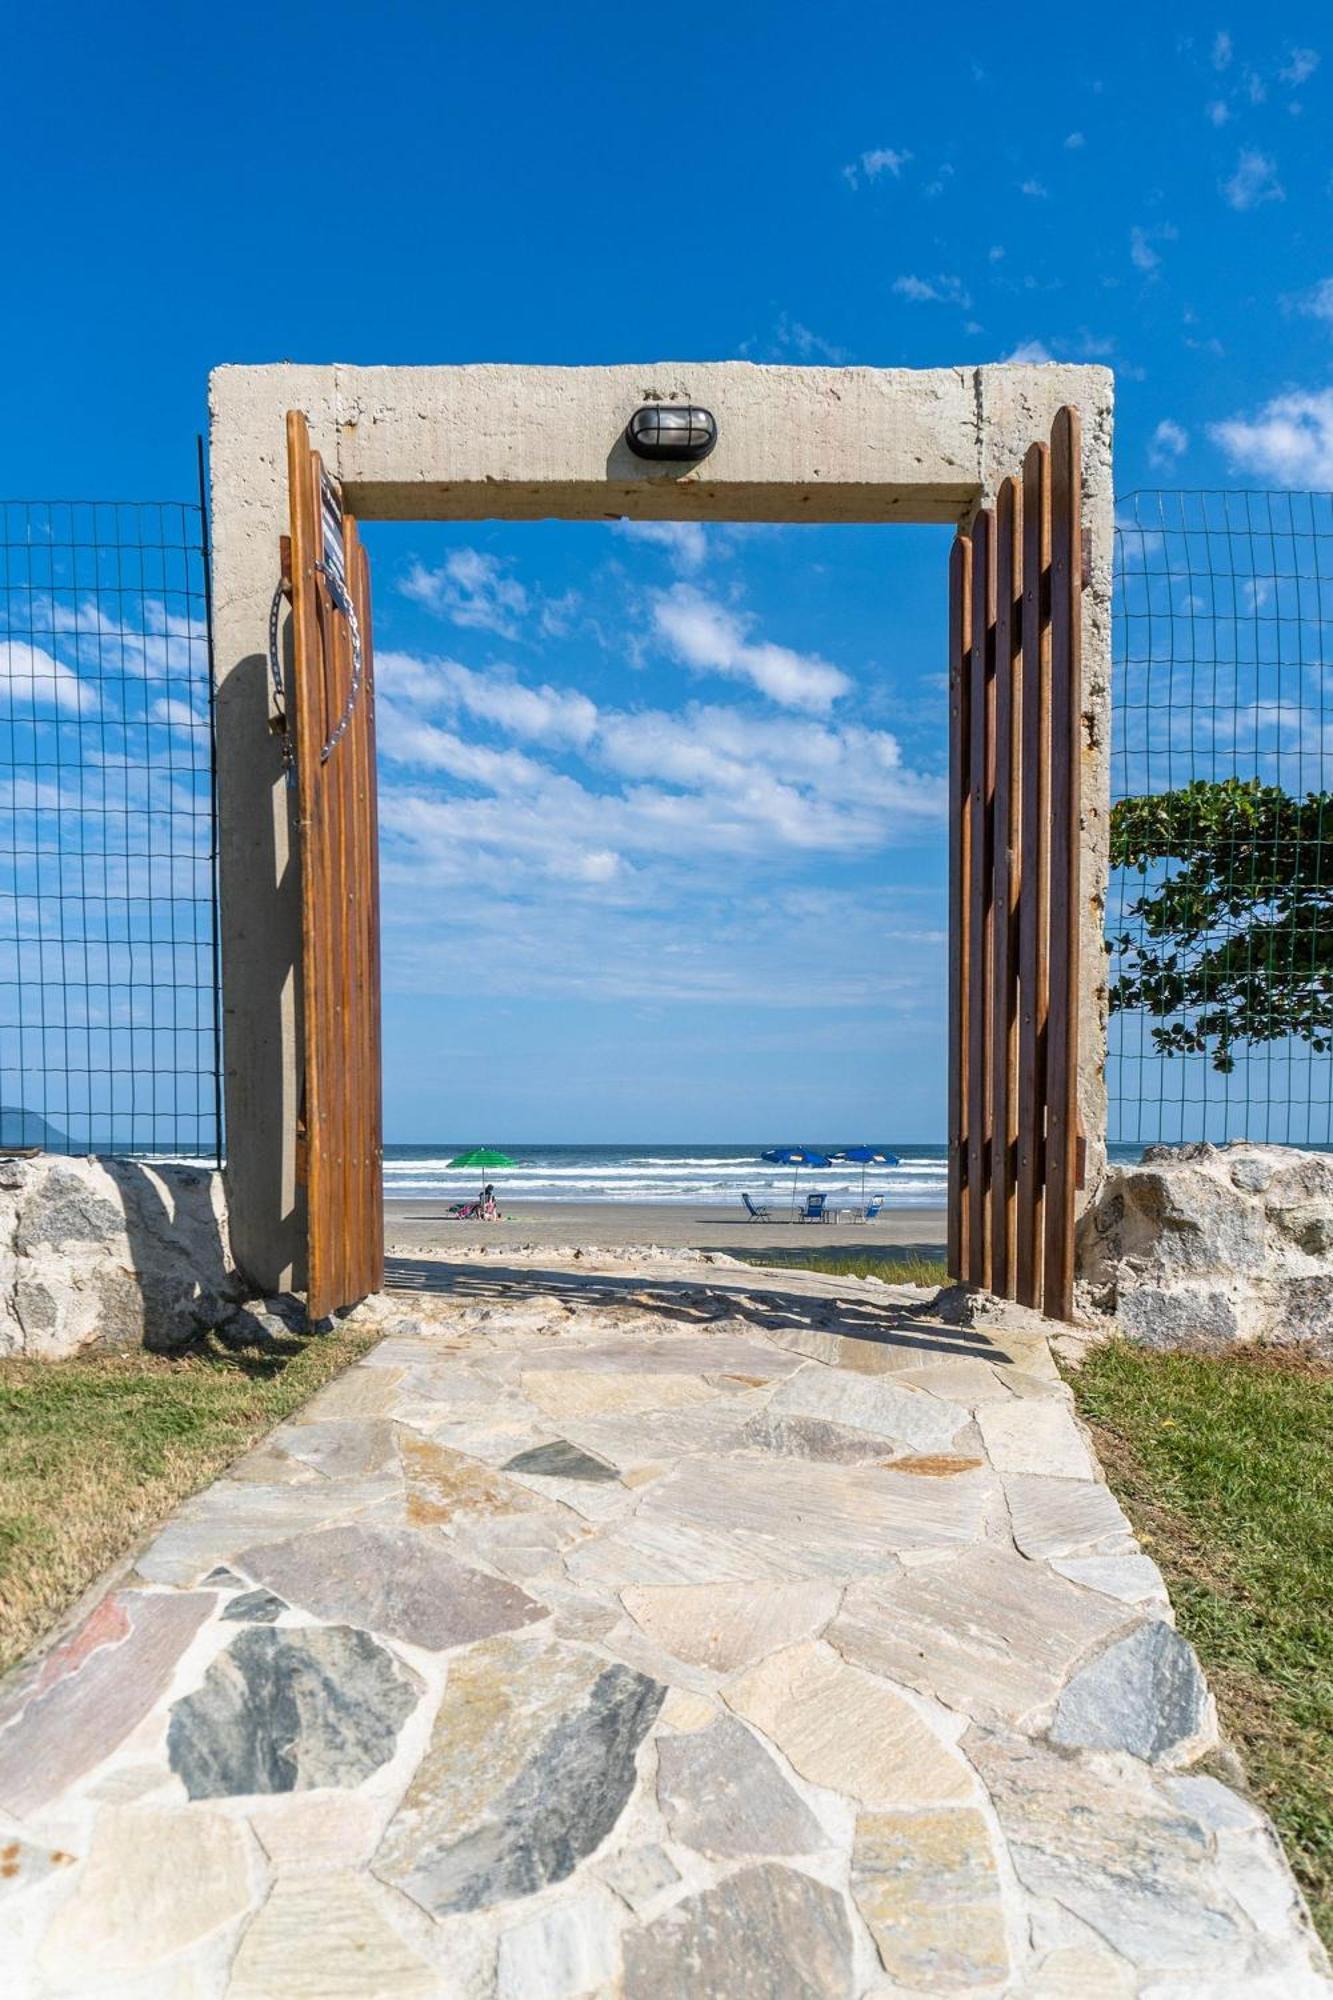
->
[831, 1145, 901, 1201]
[761, 1145, 834, 1211]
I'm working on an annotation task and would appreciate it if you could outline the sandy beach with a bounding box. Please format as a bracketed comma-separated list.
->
[384, 1195, 949, 1260]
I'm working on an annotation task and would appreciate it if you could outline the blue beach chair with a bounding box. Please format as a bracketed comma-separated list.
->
[742, 1192, 771, 1221]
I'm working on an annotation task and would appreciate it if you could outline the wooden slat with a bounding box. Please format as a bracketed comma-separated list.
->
[328, 512, 355, 1314]
[946, 533, 973, 1282]
[1043, 406, 1083, 1320]
[344, 517, 384, 1299]
[286, 412, 384, 1319]
[355, 531, 385, 1295]
[342, 516, 369, 1306]
[1015, 441, 1052, 1309]
[966, 507, 996, 1288]
[989, 475, 1022, 1297]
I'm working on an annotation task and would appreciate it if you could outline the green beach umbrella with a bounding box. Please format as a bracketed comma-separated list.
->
[448, 1148, 515, 1170]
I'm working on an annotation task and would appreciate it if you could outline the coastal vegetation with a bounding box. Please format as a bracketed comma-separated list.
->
[733, 1246, 950, 1287]
[0, 1322, 378, 1676]
[1069, 1340, 1333, 1945]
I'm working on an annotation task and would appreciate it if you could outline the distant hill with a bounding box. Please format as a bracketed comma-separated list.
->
[0, 1106, 70, 1150]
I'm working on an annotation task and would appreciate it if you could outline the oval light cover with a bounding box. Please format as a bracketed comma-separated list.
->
[625, 405, 718, 463]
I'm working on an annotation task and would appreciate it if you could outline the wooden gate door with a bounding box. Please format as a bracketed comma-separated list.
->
[947, 405, 1083, 1320]
[285, 410, 384, 1317]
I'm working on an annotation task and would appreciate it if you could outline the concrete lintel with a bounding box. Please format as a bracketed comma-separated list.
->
[209, 359, 1115, 1294]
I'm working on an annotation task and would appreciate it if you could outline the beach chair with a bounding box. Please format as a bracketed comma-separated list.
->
[800, 1192, 828, 1223]
[742, 1193, 771, 1222]
[853, 1195, 885, 1223]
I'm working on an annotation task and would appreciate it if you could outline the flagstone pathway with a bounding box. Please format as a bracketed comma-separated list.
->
[1, 1251, 1328, 1997]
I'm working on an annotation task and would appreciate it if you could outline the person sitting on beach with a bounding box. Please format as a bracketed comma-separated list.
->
[481, 1182, 501, 1221]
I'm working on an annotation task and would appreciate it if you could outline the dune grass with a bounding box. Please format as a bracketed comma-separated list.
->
[733, 1245, 950, 1288]
[0, 1322, 379, 1678]
[1068, 1340, 1333, 1946]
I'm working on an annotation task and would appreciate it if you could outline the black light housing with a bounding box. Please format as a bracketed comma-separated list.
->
[625, 405, 718, 463]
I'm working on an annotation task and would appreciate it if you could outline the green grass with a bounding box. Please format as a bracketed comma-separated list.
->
[1068, 1341, 1333, 1946]
[732, 1246, 950, 1288]
[0, 1322, 380, 1677]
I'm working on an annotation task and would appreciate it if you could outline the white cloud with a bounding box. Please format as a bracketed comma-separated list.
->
[1212, 29, 1233, 70]
[1019, 179, 1049, 199]
[0, 639, 98, 714]
[1130, 222, 1178, 273]
[650, 586, 851, 711]
[1279, 46, 1319, 86]
[844, 146, 911, 187]
[1148, 419, 1189, 468]
[376, 709, 550, 792]
[1206, 98, 1230, 125]
[1291, 277, 1333, 322]
[1221, 149, 1283, 211]
[1210, 386, 1333, 485]
[399, 548, 529, 637]
[377, 650, 598, 747]
[773, 315, 851, 363]
[1064, 131, 1085, 149]
[892, 273, 972, 308]
[1002, 339, 1054, 364]
[613, 520, 710, 572]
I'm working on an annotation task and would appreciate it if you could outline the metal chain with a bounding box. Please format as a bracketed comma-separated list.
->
[316, 565, 362, 763]
[266, 564, 364, 776]
[267, 578, 296, 786]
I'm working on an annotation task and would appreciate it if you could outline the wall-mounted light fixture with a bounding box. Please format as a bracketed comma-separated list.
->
[625, 405, 718, 463]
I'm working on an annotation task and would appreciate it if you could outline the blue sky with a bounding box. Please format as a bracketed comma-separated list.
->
[4, 3, 1332, 1141]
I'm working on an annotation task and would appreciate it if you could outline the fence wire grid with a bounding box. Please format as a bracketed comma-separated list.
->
[1110, 489, 1332, 1148]
[0, 484, 1329, 1161]
[0, 495, 221, 1159]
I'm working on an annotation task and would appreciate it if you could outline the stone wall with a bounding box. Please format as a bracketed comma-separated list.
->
[0, 1155, 243, 1358]
[1077, 1142, 1333, 1353]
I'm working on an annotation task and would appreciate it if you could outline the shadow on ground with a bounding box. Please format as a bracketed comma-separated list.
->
[384, 1254, 1016, 1368]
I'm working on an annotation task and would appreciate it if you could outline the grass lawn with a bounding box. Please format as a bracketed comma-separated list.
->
[733, 1246, 951, 1288]
[0, 1321, 380, 1678]
[1068, 1341, 1333, 1947]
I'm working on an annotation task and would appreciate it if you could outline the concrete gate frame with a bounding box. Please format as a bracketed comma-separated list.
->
[208, 361, 1115, 1298]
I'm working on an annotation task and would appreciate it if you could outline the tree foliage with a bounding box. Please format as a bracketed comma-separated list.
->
[1109, 778, 1333, 1072]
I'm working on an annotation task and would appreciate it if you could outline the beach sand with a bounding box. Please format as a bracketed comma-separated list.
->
[384, 1195, 948, 1260]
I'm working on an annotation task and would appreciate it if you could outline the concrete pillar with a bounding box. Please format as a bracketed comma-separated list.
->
[208, 368, 337, 1291]
[207, 361, 1115, 1293]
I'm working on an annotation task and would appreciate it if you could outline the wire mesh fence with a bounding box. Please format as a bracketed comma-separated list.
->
[0, 494, 220, 1159]
[0, 481, 1328, 1164]
[1109, 489, 1333, 1148]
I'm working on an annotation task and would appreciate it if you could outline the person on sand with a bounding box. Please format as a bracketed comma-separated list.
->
[481, 1182, 501, 1221]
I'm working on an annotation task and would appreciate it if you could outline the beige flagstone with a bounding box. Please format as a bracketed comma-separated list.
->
[38, 1806, 253, 1981]
[725, 1642, 975, 1806]
[631, 1453, 991, 1574]
[1019, 1943, 1137, 1996]
[521, 1368, 723, 1419]
[976, 1397, 1095, 1479]
[830, 1544, 1128, 1725]
[766, 1364, 970, 1452]
[851, 1806, 1009, 1990]
[248, 1793, 388, 1874]
[1004, 1473, 1134, 1560]
[296, 1364, 406, 1420]
[620, 1579, 842, 1672]
[497, 1888, 625, 2000]
[227, 1873, 439, 1998]
[396, 1431, 543, 1525]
